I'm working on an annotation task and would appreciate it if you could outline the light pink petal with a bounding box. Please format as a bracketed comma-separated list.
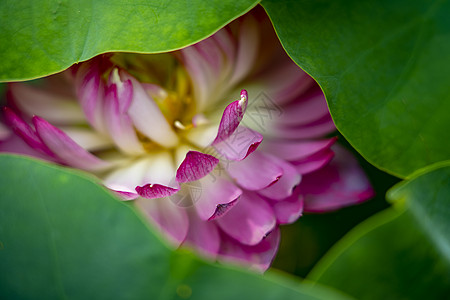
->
[212, 125, 262, 161]
[219, 227, 280, 272]
[269, 194, 304, 224]
[124, 72, 179, 148]
[3, 107, 54, 157]
[33, 116, 112, 172]
[136, 184, 179, 199]
[292, 149, 335, 175]
[212, 90, 248, 145]
[257, 155, 301, 200]
[227, 151, 282, 190]
[194, 175, 242, 221]
[75, 61, 107, 134]
[262, 138, 337, 161]
[179, 45, 215, 110]
[104, 74, 145, 155]
[0, 122, 11, 140]
[9, 83, 85, 125]
[301, 145, 375, 213]
[136, 198, 189, 247]
[176, 151, 219, 183]
[276, 88, 330, 126]
[183, 211, 221, 258]
[270, 115, 336, 140]
[216, 192, 276, 246]
[228, 15, 260, 86]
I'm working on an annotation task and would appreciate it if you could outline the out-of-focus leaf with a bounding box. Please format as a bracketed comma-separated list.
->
[262, 0, 450, 177]
[308, 162, 450, 299]
[0, 154, 351, 300]
[0, 0, 259, 81]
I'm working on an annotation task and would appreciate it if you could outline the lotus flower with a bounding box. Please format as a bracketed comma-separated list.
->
[0, 10, 373, 271]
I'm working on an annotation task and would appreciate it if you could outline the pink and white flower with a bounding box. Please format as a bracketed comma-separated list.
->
[0, 10, 373, 271]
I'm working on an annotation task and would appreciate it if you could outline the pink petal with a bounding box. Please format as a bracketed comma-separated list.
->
[0, 122, 11, 140]
[212, 90, 248, 145]
[9, 83, 85, 125]
[291, 149, 335, 175]
[257, 155, 301, 200]
[275, 87, 329, 126]
[74, 61, 107, 134]
[227, 150, 282, 190]
[136, 198, 189, 247]
[216, 192, 276, 246]
[176, 151, 219, 183]
[194, 176, 242, 221]
[270, 115, 336, 140]
[110, 189, 139, 201]
[33, 116, 112, 172]
[219, 227, 280, 272]
[212, 125, 263, 161]
[229, 15, 260, 86]
[183, 211, 221, 258]
[269, 193, 304, 224]
[124, 73, 179, 148]
[136, 184, 179, 199]
[261, 138, 337, 161]
[3, 107, 54, 157]
[104, 73, 145, 155]
[301, 145, 375, 213]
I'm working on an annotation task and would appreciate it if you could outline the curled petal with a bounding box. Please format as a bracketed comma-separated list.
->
[269, 194, 304, 224]
[136, 184, 179, 199]
[212, 125, 262, 161]
[194, 175, 242, 221]
[212, 90, 248, 145]
[216, 192, 276, 246]
[176, 151, 219, 183]
[257, 155, 301, 200]
[219, 227, 280, 272]
[227, 150, 282, 190]
[301, 145, 375, 213]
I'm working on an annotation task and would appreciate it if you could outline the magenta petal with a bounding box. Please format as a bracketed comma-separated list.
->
[301, 145, 375, 213]
[270, 194, 304, 224]
[33, 116, 111, 171]
[262, 138, 337, 161]
[227, 151, 282, 190]
[75, 62, 107, 134]
[176, 151, 219, 183]
[212, 125, 263, 161]
[212, 90, 248, 145]
[104, 76, 145, 155]
[194, 176, 242, 221]
[136, 198, 188, 247]
[219, 227, 280, 272]
[3, 107, 54, 157]
[258, 155, 301, 200]
[183, 211, 220, 258]
[216, 192, 276, 246]
[292, 149, 335, 175]
[136, 184, 179, 199]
